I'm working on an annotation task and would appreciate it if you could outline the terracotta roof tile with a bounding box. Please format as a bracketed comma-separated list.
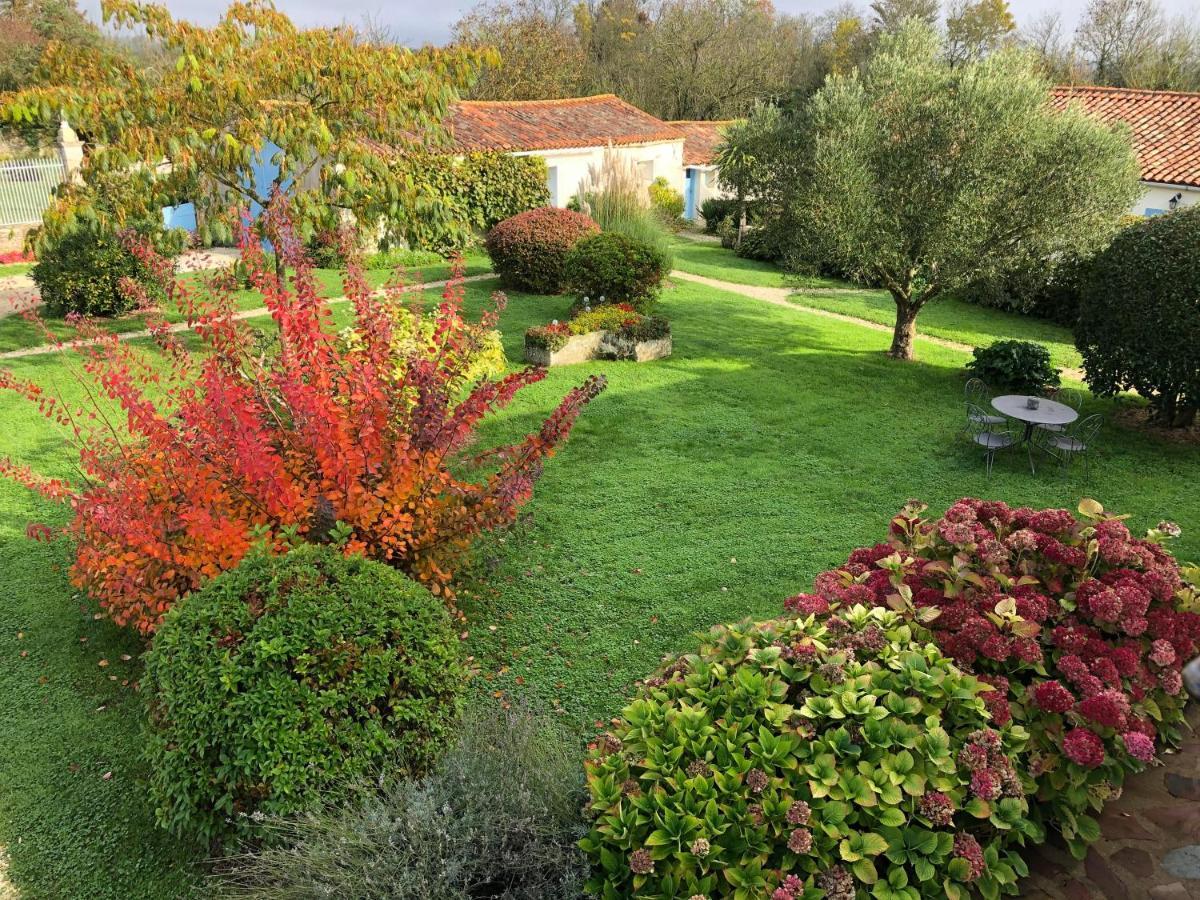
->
[446, 95, 683, 153]
[667, 120, 735, 166]
[1051, 85, 1200, 188]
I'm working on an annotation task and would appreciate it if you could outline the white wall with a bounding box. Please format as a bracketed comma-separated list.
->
[515, 139, 685, 208]
[690, 165, 731, 223]
[1135, 183, 1200, 216]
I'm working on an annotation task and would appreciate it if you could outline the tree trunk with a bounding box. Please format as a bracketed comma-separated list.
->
[889, 295, 919, 360]
[273, 251, 287, 290]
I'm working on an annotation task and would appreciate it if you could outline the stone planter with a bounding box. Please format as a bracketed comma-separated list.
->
[524, 330, 604, 366]
[525, 329, 672, 366]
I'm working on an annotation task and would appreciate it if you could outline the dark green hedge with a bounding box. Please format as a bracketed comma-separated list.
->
[392, 152, 550, 253]
[142, 545, 464, 844]
[1077, 207, 1200, 427]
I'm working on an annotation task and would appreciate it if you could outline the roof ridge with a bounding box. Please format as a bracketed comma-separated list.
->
[456, 94, 622, 109]
[666, 119, 738, 125]
[1053, 83, 1200, 101]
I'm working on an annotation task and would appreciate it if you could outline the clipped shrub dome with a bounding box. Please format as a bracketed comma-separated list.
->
[484, 206, 600, 294]
[143, 545, 465, 843]
[581, 605, 1038, 900]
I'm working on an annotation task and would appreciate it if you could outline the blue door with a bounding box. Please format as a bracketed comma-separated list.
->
[684, 168, 698, 220]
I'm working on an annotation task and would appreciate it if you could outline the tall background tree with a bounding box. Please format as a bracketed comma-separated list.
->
[454, 0, 585, 100]
[0, 0, 493, 261]
[741, 22, 1141, 360]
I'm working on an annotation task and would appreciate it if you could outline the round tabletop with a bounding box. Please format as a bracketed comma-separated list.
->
[992, 394, 1079, 426]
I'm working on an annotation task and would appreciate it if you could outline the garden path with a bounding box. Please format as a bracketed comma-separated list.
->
[1021, 704, 1200, 899]
[0, 273, 499, 360]
[669, 270, 1088, 381]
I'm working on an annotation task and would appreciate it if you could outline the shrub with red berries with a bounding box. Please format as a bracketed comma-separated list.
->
[581, 606, 1037, 899]
[790, 498, 1200, 858]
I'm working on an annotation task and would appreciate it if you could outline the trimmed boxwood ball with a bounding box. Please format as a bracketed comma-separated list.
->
[142, 545, 465, 845]
[1077, 205, 1200, 427]
[581, 606, 1039, 900]
[563, 231, 669, 314]
[484, 206, 600, 294]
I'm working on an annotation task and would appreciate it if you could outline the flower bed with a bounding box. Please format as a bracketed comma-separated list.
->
[785, 498, 1199, 858]
[524, 302, 671, 366]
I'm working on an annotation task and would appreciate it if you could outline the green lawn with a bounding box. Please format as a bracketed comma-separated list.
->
[2, 254, 1197, 897]
[0, 263, 32, 277]
[670, 235, 851, 289]
[0, 253, 492, 353]
[789, 288, 1083, 372]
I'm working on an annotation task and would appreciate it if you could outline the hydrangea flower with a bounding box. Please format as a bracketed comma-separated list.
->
[1121, 732, 1155, 763]
[953, 833, 986, 881]
[1062, 728, 1105, 769]
[629, 849, 654, 874]
[1031, 680, 1075, 713]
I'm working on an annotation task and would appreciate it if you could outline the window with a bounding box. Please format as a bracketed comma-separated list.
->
[637, 160, 654, 185]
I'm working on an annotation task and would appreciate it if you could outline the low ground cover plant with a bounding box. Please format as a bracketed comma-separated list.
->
[583, 605, 1037, 899]
[564, 231, 669, 313]
[791, 498, 1198, 857]
[1077, 205, 1200, 427]
[965, 340, 1060, 395]
[143, 545, 464, 844]
[218, 703, 589, 898]
[1, 206, 605, 634]
[485, 207, 600, 294]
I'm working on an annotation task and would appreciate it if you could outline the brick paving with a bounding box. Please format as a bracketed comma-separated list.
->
[1021, 704, 1200, 899]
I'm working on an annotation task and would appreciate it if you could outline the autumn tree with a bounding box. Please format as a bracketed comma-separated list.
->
[454, 0, 585, 100]
[1075, 0, 1165, 85]
[769, 22, 1141, 359]
[0, 0, 493, 272]
[640, 0, 813, 120]
[945, 0, 1015, 64]
[869, 0, 938, 34]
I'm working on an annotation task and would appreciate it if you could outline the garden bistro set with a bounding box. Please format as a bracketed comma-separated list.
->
[964, 378, 1102, 476]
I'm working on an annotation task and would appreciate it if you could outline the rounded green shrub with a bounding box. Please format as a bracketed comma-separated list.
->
[564, 231, 669, 313]
[32, 224, 178, 317]
[1077, 206, 1200, 427]
[143, 545, 465, 844]
[581, 606, 1038, 900]
[484, 206, 599, 294]
[965, 340, 1060, 395]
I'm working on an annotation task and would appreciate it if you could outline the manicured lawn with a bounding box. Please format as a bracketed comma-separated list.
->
[0, 253, 492, 353]
[790, 288, 1083, 372]
[1, 257, 1197, 897]
[0, 263, 32, 277]
[670, 235, 851, 289]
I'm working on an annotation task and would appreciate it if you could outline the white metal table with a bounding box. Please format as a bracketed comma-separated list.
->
[991, 394, 1079, 474]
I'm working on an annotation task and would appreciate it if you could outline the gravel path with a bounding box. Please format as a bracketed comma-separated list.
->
[0, 274, 498, 360]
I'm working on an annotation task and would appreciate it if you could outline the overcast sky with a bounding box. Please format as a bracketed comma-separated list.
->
[79, 0, 1200, 50]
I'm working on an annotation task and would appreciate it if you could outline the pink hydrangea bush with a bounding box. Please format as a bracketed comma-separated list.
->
[786, 498, 1199, 858]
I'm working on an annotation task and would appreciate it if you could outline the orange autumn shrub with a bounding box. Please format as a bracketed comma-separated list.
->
[0, 205, 605, 634]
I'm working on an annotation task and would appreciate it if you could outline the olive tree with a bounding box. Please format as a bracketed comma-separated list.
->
[783, 22, 1140, 359]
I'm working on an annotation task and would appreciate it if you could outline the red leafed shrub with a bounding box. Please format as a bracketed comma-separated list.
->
[0, 250, 34, 265]
[484, 206, 599, 294]
[0, 204, 605, 635]
[785, 498, 1199, 858]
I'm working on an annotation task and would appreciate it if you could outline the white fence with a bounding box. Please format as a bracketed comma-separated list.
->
[0, 157, 66, 228]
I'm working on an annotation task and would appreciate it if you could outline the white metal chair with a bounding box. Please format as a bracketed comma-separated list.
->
[1044, 413, 1103, 479]
[966, 402, 1015, 476]
[964, 378, 1005, 430]
[1036, 388, 1084, 439]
